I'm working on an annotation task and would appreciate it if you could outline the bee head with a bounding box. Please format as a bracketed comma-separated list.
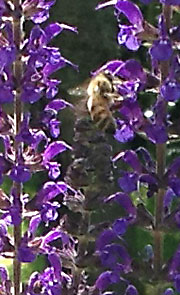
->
[97, 74, 113, 94]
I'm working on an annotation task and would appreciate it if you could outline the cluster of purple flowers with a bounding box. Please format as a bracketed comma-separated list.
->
[0, 1, 81, 294]
[0, 0, 180, 294]
[91, 0, 180, 294]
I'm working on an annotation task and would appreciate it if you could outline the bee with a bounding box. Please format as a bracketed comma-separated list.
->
[69, 72, 122, 133]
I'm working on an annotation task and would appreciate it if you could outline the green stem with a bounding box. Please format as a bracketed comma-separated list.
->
[12, 1, 24, 294]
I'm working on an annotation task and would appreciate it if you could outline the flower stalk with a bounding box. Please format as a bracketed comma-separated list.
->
[12, 0, 24, 294]
[154, 4, 172, 280]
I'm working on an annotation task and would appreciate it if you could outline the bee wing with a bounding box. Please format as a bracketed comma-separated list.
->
[68, 86, 87, 97]
[68, 78, 91, 97]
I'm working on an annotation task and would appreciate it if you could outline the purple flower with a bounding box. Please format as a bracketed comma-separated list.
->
[15, 113, 36, 145]
[163, 188, 175, 215]
[25, 181, 67, 210]
[168, 177, 180, 196]
[119, 100, 144, 130]
[21, 83, 43, 103]
[112, 150, 142, 173]
[96, 0, 144, 51]
[96, 229, 116, 251]
[136, 147, 155, 173]
[168, 245, 180, 280]
[48, 252, 62, 281]
[0, 0, 6, 17]
[164, 288, 174, 295]
[125, 285, 138, 295]
[144, 123, 168, 144]
[0, 266, 11, 295]
[105, 192, 137, 219]
[18, 246, 36, 263]
[0, 83, 14, 104]
[27, 267, 62, 295]
[175, 274, 180, 292]
[99, 244, 132, 272]
[43, 141, 72, 163]
[112, 218, 128, 235]
[149, 39, 172, 61]
[95, 271, 120, 291]
[149, 16, 172, 61]
[47, 162, 61, 179]
[41, 202, 60, 225]
[118, 172, 138, 193]
[44, 23, 78, 42]
[9, 189, 21, 226]
[49, 119, 60, 138]
[139, 174, 158, 197]
[114, 121, 134, 142]
[161, 79, 180, 102]
[22, 0, 56, 24]
[28, 215, 41, 235]
[160, 0, 180, 4]
[45, 99, 73, 111]
[9, 164, 31, 183]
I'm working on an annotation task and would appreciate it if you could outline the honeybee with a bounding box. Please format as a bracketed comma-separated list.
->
[69, 72, 122, 133]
